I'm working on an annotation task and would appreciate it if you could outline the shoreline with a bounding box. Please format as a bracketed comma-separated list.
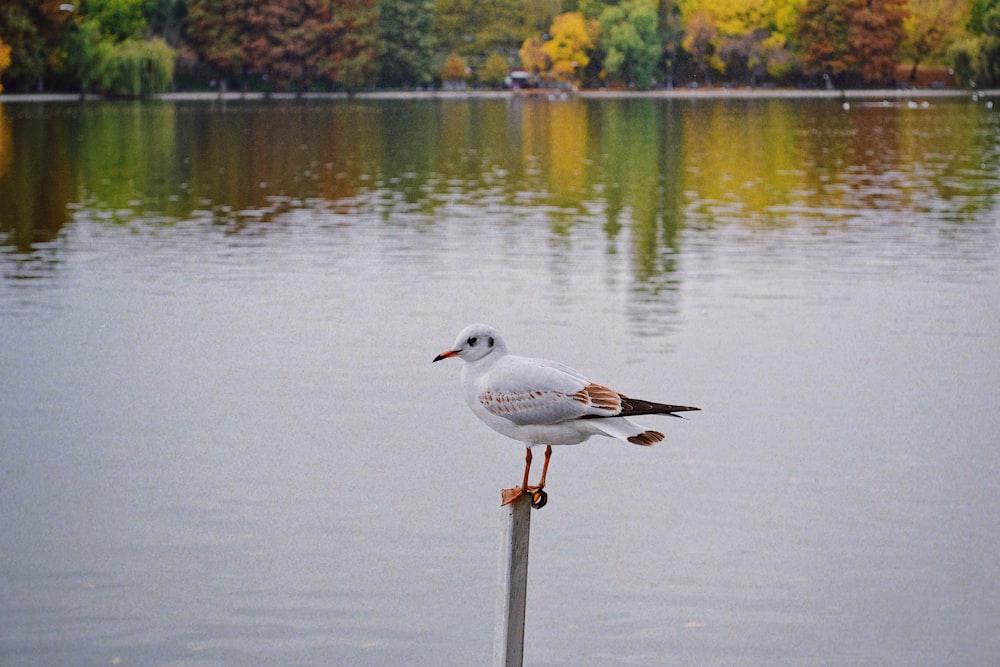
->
[1, 87, 998, 104]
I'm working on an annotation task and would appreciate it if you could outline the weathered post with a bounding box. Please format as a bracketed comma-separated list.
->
[492, 494, 532, 667]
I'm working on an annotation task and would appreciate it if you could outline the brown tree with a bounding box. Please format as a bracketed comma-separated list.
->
[847, 0, 909, 85]
[798, 0, 908, 86]
[798, 0, 854, 84]
[188, 0, 378, 90]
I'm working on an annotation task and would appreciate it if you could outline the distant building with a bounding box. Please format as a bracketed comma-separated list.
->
[505, 70, 538, 90]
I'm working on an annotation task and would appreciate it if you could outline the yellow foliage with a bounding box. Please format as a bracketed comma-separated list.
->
[541, 13, 594, 82]
[679, 0, 806, 40]
[903, 0, 969, 64]
[0, 39, 12, 94]
[440, 52, 469, 81]
[519, 36, 550, 74]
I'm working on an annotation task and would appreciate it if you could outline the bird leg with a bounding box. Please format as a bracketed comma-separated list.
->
[501, 447, 533, 506]
[527, 445, 552, 491]
[502, 446, 554, 506]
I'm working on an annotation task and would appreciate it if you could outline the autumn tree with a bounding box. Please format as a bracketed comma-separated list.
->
[798, 0, 908, 86]
[440, 50, 469, 87]
[434, 0, 542, 66]
[0, 38, 10, 92]
[903, 0, 968, 80]
[0, 0, 74, 90]
[186, 0, 249, 84]
[378, 0, 436, 87]
[519, 35, 550, 75]
[797, 0, 857, 85]
[679, 0, 799, 84]
[682, 11, 719, 83]
[541, 12, 595, 83]
[848, 0, 909, 84]
[188, 0, 377, 91]
[601, 0, 662, 89]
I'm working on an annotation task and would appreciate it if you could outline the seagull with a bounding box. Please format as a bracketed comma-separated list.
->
[433, 324, 699, 507]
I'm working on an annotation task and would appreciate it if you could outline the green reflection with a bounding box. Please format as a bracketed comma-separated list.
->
[1, 97, 997, 275]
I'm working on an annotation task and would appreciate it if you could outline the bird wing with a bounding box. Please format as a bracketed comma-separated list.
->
[607, 396, 701, 418]
[477, 355, 625, 426]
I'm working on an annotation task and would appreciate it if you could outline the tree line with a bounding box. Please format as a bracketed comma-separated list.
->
[1, 0, 998, 96]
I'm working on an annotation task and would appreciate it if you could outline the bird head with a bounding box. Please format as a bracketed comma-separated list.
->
[433, 323, 506, 363]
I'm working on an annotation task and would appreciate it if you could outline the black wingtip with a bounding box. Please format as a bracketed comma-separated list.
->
[619, 397, 700, 417]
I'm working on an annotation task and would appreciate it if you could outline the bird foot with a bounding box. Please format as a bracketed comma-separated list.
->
[501, 486, 526, 506]
[501, 485, 547, 509]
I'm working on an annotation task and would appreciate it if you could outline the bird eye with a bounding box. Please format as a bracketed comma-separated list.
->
[467, 336, 478, 346]
[488, 337, 494, 347]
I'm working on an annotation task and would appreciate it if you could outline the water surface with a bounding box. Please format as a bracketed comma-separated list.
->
[2, 97, 999, 666]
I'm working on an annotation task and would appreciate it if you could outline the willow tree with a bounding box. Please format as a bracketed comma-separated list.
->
[62, 0, 177, 95]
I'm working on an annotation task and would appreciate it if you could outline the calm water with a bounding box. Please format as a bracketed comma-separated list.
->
[2, 96, 999, 666]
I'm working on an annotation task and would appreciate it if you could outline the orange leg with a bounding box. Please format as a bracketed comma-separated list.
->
[502, 447, 533, 506]
[521, 448, 533, 489]
[539, 445, 552, 487]
[528, 445, 552, 491]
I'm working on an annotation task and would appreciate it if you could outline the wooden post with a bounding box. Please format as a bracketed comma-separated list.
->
[492, 494, 532, 667]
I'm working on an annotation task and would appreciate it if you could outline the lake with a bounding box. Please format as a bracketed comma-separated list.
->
[1, 94, 999, 666]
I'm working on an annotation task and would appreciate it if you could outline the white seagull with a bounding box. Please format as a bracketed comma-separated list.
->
[433, 324, 699, 506]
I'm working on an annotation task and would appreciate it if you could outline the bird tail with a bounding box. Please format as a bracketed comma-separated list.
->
[627, 430, 665, 446]
[590, 417, 665, 447]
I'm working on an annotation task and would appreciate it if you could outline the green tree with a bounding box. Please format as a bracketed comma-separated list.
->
[964, 0, 1000, 83]
[479, 51, 511, 87]
[377, 0, 436, 87]
[62, 0, 177, 95]
[434, 0, 538, 65]
[659, 0, 685, 85]
[142, 0, 188, 45]
[98, 36, 176, 94]
[89, 0, 147, 39]
[601, 0, 662, 89]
